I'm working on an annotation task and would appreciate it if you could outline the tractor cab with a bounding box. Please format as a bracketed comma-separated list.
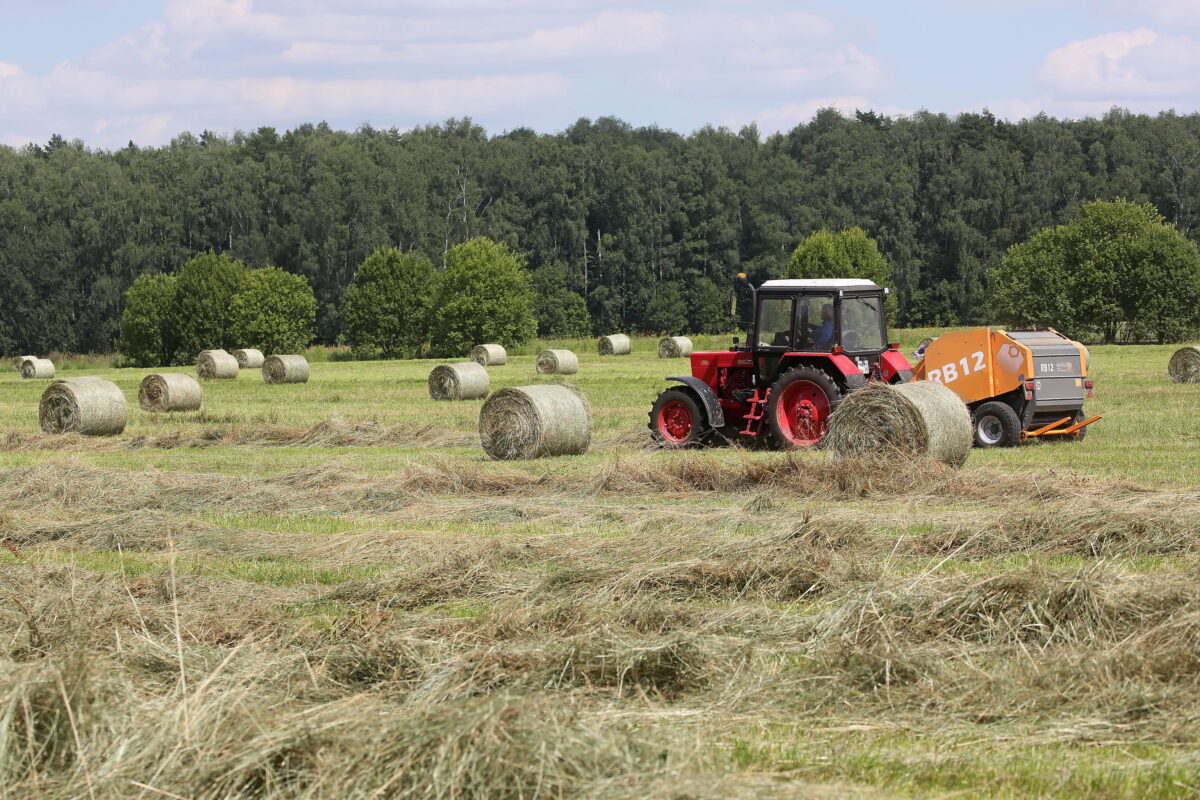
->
[649, 275, 914, 450]
[750, 279, 893, 384]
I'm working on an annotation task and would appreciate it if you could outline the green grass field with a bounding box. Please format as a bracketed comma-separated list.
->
[2, 332, 1199, 799]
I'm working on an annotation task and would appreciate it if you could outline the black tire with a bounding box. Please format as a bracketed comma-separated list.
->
[648, 388, 709, 448]
[971, 401, 1022, 448]
[765, 367, 842, 449]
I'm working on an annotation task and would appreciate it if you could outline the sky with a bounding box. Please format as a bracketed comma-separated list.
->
[2, 0, 1200, 149]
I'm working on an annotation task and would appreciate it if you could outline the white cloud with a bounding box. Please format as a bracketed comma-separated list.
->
[0, 63, 23, 80]
[1123, 0, 1200, 25]
[1040, 28, 1200, 97]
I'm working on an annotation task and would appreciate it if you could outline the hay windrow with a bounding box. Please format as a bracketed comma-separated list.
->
[471, 343, 507, 366]
[479, 384, 592, 460]
[1168, 345, 1200, 383]
[826, 381, 972, 467]
[429, 362, 490, 400]
[598, 334, 631, 356]
[20, 357, 55, 379]
[38, 377, 127, 436]
[196, 349, 239, 379]
[658, 336, 694, 358]
[233, 348, 265, 369]
[536, 349, 578, 375]
[138, 373, 203, 412]
[262, 354, 310, 384]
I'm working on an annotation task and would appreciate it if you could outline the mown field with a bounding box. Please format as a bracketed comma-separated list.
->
[1, 331, 1199, 799]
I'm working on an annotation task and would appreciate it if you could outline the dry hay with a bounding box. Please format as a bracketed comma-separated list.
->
[38, 377, 126, 436]
[536, 348, 578, 375]
[232, 348, 265, 369]
[20, 358, 55, 379]
[262, 354, 310, 384]
[658, 336, 694, 358]
[825, 381, 972, 467]
[12, 355, 34, 372]
[1168, 345, 1200, 383]
[598, 333, 632, 355]
[138, 373, 202, 412]
[428, 362, 490, 401]
[471, 343, 507, 366]
[196, 349, 239, 379]
[479, 383, 592, 460]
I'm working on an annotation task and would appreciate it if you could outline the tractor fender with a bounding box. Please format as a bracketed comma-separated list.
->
[665, 377, 726, 428]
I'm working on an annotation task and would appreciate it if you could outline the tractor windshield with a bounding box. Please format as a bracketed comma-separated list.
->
[840, 296, 886, 352]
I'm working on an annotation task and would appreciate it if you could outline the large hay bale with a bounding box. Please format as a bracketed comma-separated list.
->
[825, 380, 972, 468]
[139, 373, 202, 412]
[471, 343, 507, 366]
[536, 349, 579, 375]
[598, 334, 632, 356]
[429, 362, 490, 400]
[12, 355, 34, 372]
[479, 384, 592, 460]
[1169, 346, 1200, 384]
[21, 358, 55, 379]
[233, 348, 265, 369]
[39, 377, 127, 436]
[262, 354, 310, 384]
[658, 336, 694, 359]
[197, 350, 239, 380]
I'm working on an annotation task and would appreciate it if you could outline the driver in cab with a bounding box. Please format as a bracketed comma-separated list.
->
[811, 303, 835, 350]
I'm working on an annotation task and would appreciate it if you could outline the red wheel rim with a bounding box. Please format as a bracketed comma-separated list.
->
[775, 380, 830, 446]
[657, 400, 694, 443]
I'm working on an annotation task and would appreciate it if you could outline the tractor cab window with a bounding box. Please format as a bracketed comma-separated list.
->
[796, 293, 836, 351]
[840, 295, 886, 352]
[756, 297, 794, 348]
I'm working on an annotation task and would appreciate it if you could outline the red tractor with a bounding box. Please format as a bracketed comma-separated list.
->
[649, 276, 914, 448]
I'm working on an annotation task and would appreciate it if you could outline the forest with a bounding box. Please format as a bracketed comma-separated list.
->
[3, 107, 1200, 355]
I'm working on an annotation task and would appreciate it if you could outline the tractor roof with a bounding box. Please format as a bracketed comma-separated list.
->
[758, 279, 879, 290]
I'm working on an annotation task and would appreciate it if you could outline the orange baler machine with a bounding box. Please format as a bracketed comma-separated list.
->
[911, 328, 1100, 446]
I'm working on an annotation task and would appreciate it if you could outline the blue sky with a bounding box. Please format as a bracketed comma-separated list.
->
[2, 0, 1200, 148]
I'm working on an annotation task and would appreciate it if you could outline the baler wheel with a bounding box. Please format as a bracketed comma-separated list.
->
[971, 401, 1021, 448]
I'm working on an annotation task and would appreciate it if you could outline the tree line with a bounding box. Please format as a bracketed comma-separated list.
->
[5, 107, 1200, 355]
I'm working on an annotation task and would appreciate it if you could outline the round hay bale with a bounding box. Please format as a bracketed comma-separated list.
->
[197, 350, 239, 380]
[21, 358, 55, 379]
[1168, 346, 1200, 384]
[479, 384, 592, 460]
[429, 362, 490, 400]
[233, 348, 265, 369]
[471, 344, 507, 366]
[262, 354, 310, 384]
[536, 349, 579, 375]
[825, 381, 972, 468]
[39, 377, 127, 436]
[139, 373, 202, 412]
[597, 334, 631, 356]
[658, 336, 694, 359]
[12, 355, 34, 372]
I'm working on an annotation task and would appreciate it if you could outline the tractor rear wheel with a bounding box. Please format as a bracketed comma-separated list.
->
[765, 367, 841, 449]
[649, 388, 708, 448]
[971, 401, 1022, 448]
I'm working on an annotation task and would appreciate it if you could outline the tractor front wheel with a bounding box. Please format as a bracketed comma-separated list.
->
[649, 389, 708, 448]
[765, 368, 841, 449]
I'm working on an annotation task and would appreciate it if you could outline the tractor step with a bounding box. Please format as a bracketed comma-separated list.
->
[740, 389, 769, 436]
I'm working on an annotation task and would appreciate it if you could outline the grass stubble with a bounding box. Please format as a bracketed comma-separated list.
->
[2, 338, 1200, 798]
